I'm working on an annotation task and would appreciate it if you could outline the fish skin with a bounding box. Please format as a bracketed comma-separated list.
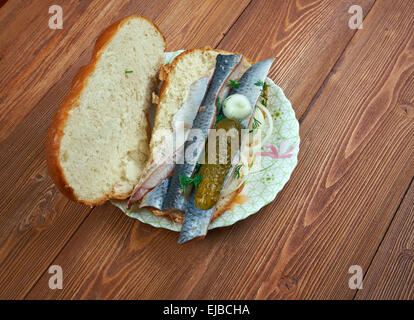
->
[139, 177, 171, 210]
[127, 76, 211, 209]
[127, 151, 177, 209]
[178, 190, 214, 244]
[178, 58, 274, 244]
[163, 54, 243, 212]
[231, 58, 275, 129]
[222, 58, 276, 189]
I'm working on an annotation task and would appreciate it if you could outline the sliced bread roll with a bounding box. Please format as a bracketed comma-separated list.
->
[150, 47, 221, 159]
[149, 47, 252, 163]
[46, 15, 166, 205]
[144, 47, 252, 222]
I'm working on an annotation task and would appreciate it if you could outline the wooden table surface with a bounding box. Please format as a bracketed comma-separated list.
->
[0, 0, 413, 300]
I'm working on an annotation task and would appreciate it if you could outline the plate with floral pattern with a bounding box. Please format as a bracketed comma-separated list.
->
[111, 50, 300, 231]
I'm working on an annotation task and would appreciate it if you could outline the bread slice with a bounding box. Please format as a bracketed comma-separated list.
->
[46, 15, 166, 205]
[150, 48, 220, 159]
[143, 47, 252, 222]
[150, 47, 252, 162]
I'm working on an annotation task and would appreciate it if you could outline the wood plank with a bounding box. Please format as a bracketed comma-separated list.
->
[355, 180, 414, 300]
[0, 0, 250, 299]
[218, 0, 374, 120]
[0, 1, 7, 10]
[190, 0, 414, 299]
[0, 0, 117, 140]
[156, 0, 253, 50]
[25, 0, 380, 299]
[30, 203, 235, 299]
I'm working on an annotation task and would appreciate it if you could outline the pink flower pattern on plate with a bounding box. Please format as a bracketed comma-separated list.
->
[258, 142, 296, 159]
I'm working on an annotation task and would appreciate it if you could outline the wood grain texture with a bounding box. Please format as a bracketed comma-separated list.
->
[209, 0, 414, 299]
[217, 0, 375, 120]
[156, 0, 251, 50]
[244, 0, 414, 299]
[29, 202, 236, 299]
[355, 179, 414, 300]
[28, 0, 411, 300]
[0, 0, 251, 299]
[0, 0, 116, 141]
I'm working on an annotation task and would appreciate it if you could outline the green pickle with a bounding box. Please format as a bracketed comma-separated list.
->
[194, 118, 242, 210]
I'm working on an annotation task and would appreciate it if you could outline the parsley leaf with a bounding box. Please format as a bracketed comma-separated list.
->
[192, 174, 202, 189]
[179, 174, 202, 193]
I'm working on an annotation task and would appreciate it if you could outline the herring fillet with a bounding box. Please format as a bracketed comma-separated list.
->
[178, 58, 275, 244]
[178, 189, 214, 242]
[127, 76, 211, 209]
[139, 177, 170, 210]
[163, 54, 243, 212]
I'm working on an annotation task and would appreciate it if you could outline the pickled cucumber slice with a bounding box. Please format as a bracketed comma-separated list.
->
[194, 118, 241, 210]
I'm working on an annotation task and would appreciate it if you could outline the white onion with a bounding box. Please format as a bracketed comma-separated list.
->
[222, 94, 252, 120]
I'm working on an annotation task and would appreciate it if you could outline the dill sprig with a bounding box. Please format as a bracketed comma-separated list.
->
[252, 117, 261, 130]
[215, 97, 226, 125]
[227, 79, 240, 88]
[249, 117, 262, 133]
[215, 113, 225, 125]
[216, 97, 221, 113]
[255, 80, 269, 108]
[234, 164, 243, 179]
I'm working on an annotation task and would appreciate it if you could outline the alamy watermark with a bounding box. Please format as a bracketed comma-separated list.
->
[348, 5, 363, 30]
[49, 5, 63, 29]
[348, 265, 363, 289]
[48, 265, 63, 290]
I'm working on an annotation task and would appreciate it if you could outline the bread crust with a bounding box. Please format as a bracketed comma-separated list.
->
[45, 15, 166, 206]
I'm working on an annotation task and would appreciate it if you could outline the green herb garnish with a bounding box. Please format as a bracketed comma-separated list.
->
[195, 162, 201, 171]
[234, 164, 243, 179]
[215, 97, 226, 125]
[125, 70, 133, 74]
[192, 174, 202, 189]
[215, 113, 225, 125]
[179, 174, 202, 193]
[255, 80, 268, 108]
[227, 79, 240, 88]
[249, 117, 262, 133]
